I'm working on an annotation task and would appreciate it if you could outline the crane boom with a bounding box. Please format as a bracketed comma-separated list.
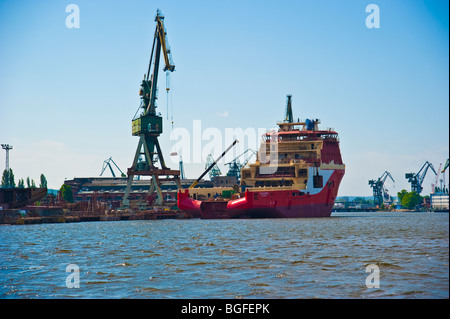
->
[442, 159, 449, 173]
[100, 157, 125, 177]
[405, 161, 437, 195]
[155, 13, 174, 72]
[380, 171, 395, 184]
[140, 9, 175, 116]
[190, 140, 239, 189]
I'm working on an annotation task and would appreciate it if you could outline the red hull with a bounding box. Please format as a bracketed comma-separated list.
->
[178, 169, 344, 219]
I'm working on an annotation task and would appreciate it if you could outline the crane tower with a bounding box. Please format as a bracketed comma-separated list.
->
[122, 10, 180, 207]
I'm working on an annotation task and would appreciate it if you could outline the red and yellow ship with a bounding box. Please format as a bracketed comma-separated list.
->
[178, 95, 345, 218]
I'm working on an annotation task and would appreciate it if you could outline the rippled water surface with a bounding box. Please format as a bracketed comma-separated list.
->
[0, 212, 448, 298]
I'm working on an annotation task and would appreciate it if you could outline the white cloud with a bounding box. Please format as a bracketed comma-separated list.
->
[216, 111, 229, 118]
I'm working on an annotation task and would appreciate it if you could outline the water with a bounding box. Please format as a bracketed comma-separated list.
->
[0, 212, 448, 299]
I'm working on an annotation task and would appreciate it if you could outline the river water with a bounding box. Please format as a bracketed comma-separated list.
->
[0, 212, 448, 299]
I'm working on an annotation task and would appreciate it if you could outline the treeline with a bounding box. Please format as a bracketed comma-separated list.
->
[397, 189, 424, 210]
[337, 189, 429, 210]
[1, 168, 48, 189]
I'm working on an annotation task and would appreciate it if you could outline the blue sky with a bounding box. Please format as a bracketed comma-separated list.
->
[0, 0, 448, 196]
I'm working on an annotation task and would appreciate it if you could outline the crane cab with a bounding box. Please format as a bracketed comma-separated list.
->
[132, 114, 163, 136]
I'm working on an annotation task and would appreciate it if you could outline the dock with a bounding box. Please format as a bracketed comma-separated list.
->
[0, 206, 189, 225]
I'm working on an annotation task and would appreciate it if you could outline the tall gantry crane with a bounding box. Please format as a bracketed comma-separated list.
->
[123, 9, 180, 207]
[405, 161, 437, 195]
[369, 171, 395, 206]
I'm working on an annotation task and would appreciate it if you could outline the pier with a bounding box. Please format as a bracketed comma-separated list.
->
[0, 206, 188, 225]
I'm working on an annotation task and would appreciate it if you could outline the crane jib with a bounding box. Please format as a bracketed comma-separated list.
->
[189, 140, 239, 189]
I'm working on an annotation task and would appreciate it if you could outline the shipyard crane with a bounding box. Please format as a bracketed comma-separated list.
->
[123, 9, 180, 207]
[369, 171, 395, 206]
[405, 161, 437, 195]
[100, 157, 125, 177]
[190, 140, 239, 189]
[225, 149, 257, 180]
[205, 154, 222, 180]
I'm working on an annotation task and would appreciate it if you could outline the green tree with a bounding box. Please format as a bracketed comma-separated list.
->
[60, 184, 73, 203]
[40, 174, 48, 188]
[26, 177, 31, 188]
[1, 169, 15, 188]
[397, 189, 408, 204]
[401, 191, 422, 210]
[9, 169, 15, 188]
[1, 169, 9, 187]
[18, 178, 25, 188]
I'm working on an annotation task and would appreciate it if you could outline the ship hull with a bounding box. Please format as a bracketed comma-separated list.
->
[178, 169, 344, 219]
[198, 203, 334, 219]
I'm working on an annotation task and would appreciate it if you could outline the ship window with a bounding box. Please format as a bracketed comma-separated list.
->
[298, 169, 307, 177]
[313, 175, 323, 188]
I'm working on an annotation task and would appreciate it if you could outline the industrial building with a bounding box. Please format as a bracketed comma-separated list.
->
[430, 193, 449, 211]
[63, 177, 214, 205]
